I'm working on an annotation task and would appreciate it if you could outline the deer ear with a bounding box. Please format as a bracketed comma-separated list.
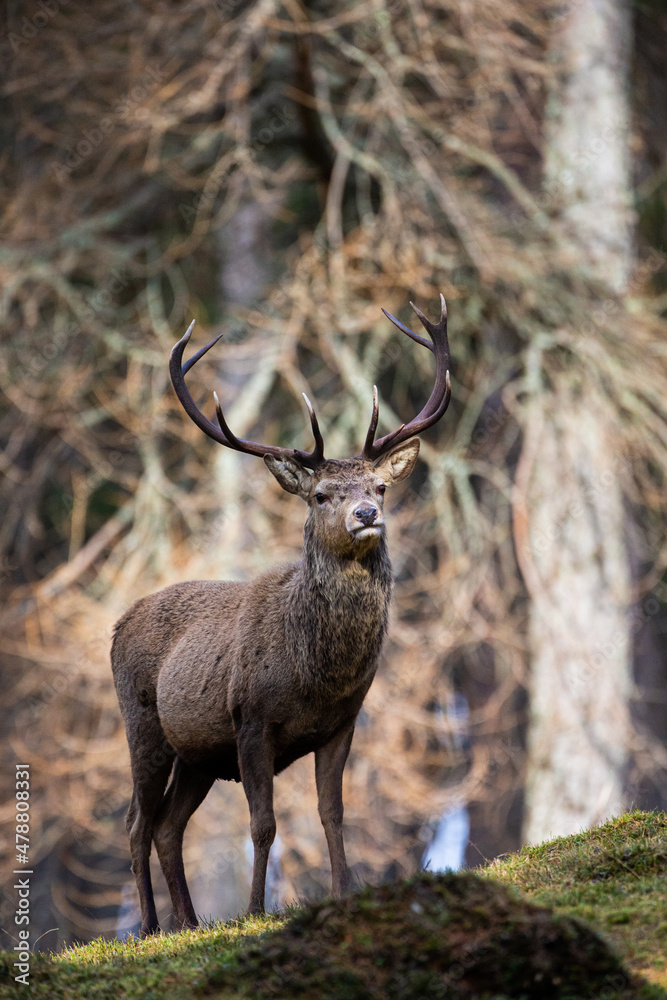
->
[373, 437, 420, 484]
[264, 454, 312, 499]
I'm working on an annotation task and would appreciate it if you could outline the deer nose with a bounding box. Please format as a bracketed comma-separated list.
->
[355, 505, 378, 526]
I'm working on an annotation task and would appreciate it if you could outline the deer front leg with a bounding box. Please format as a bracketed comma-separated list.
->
[236, 719, 276, 915]
[315, 723, 355, 897]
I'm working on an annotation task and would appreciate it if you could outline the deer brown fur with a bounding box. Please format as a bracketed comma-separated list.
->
[111, 297, 451, 935]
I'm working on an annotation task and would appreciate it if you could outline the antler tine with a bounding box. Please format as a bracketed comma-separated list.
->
[361, 385, 380, 459]
[302, 393, 325, 465]
[381, 308, 432, 350]
[360, 295, 452, 462]
[182, 327, 225, 375]
[169, 323, 325, 470]
[213, 390, 244, 450]
[408, 292, 447, 342]
[170, 324, 230, 449]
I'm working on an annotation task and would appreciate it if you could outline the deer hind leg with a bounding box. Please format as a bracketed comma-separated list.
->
[236, 717, 276, 915]
[315, 723, 355, 897]
[127, 753, 173, 937]
[153, 757, 214, 931]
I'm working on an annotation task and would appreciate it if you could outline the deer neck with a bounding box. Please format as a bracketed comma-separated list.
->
[306, 518, 390, 577]
[286, 524, 393, 698]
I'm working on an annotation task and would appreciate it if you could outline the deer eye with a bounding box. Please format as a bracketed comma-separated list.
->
[315, 492, 328, 505]
[376, 484, 386, 496]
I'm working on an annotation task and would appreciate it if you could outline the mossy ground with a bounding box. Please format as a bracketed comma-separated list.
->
[0, 810, 664, 999]
[480, 809, 667, 989]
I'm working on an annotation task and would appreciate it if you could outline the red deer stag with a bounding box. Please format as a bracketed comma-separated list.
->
[112, 296, 451, 935]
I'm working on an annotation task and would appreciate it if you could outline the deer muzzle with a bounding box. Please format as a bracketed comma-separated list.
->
[346, 504, 384, 541]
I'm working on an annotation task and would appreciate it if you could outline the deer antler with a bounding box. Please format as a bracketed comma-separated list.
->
[169, 321, 325, 470]
[360, 295, 451, 461]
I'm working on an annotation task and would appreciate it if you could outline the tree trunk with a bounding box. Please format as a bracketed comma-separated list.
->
[544, 0, 634, 292]
[519, 389, 632, 842]
[521, 0, 634, 843]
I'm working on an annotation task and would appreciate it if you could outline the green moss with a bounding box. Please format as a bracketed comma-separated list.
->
[481, 810, 667, 986]
[0, 914, 282, 1000]
[0, 811, 665, 999]
[214, 872, 633, 1000]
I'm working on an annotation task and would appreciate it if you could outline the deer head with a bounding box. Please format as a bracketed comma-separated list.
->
[169, 296, 451, 557]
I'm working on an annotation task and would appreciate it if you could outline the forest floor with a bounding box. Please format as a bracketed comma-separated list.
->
[0, 810, 665, 999]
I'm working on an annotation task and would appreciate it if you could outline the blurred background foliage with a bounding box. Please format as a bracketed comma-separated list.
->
[0, 0, 665, 948]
